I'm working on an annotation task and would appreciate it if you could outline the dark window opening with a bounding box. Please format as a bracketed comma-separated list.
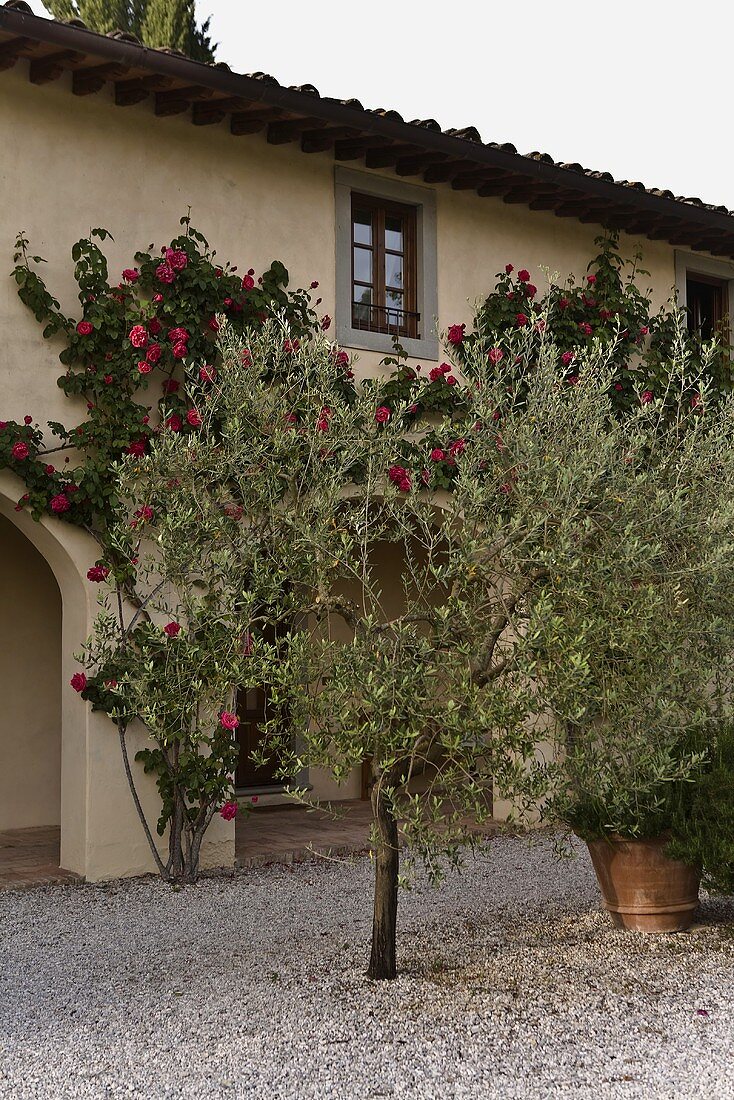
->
[351, 193, 419, 339]
[686, 275, 727, 342]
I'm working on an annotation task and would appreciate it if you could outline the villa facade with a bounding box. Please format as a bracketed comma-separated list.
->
[2, 0, 734, 879]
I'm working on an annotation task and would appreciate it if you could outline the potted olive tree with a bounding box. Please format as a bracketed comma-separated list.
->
[546, 339, 734, 930]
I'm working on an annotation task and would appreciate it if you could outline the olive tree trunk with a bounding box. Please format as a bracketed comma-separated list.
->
[368, 784, 399, 980]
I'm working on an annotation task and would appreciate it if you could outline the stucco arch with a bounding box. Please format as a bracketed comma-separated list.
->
[0, 512, 61, 830]
[0, 470, 95, 874]
[0, 470, 236, 880]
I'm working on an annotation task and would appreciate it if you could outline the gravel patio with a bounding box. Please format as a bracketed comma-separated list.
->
[0, 833, 732, 1100]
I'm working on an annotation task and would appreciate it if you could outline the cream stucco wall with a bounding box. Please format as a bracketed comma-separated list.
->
[0, 58, 705, 874]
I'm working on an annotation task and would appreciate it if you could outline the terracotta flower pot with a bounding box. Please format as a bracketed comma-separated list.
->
[586, 834, 700, 932]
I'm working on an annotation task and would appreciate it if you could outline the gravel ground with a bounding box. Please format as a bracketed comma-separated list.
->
[0, 833, 732, 1100]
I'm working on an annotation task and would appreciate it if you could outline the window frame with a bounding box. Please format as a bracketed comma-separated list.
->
[350, 192, 419, 340]
[675, 251, 734, 348]
[335, 167, 438, 360]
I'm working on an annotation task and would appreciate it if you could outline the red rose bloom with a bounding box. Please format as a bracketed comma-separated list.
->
[45, 464, 55, 475]
[165, 249, 188, 272]
[578, 322, 593, 336]
[50, 493, 70, 513]
[447, 323, 465, 345]
[148, 318, 162, 336]
[445, 375, 457, 385]
[168, 328, 189, 345]
[505, 264, 514, 274]
[126, 440, 146, 456]
[515, 313, 528, 327]
[525, 284, 537, 298]
[76, 321, 94, 336]
[488, 347, 504, 365]
[641, 389, 654, 405]
[11, 441, 29, 460]
[430, 448, 446, 462]
[321, 315, 331, 331]
[587, 274, 597, 284]
[163, 621, 181, 637]
[70, 672, 87, 693]
[172, 342, 188, 360]
[208, 317, 220, 333]
[165, 414, 182, 432]
[199, 365, 216, 383]
[87, 565, 110, 582]
[220, 801, 238, 821]
[156, 263, 176, 284]
[388, 465, 411, 492]
[242, 274, 255, 290]
[517, 269, 530, 283]
[162, 379, 180, 394]
[375, 406, 391, 424]
[146, 343, 162, 364]
[449, 439, 466, 456]
[186, 409, 202, 427]
[561, 351, 575, 366]
[122, 269, 139, 282]
[220, 711, 240, 731]
[137, 361, 152, 375]
[558, 297, 570, 310]
[129, 325, 148, 349]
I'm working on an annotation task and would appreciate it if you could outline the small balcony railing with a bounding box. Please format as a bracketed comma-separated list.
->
[352, 302, 420, 340]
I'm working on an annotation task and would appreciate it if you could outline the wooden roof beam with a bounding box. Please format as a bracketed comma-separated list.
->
[0, 35, 39, 71]
[155, 84, 216, 116]
[115, 73, 175, 106]
[72, 62, 131, 96]
[452, 169, 512, 190]
[301, 126, 363, 153]
[190, 96, 253, 125]
[395, 151, 449, 176]
[230, 106, 285, 135]
[267, 116, 329, 144]
[365, 143, 424, 169]
[501, 184, 561, 204]
[333, 135, 393, 160]
[29, 48, 86, 85]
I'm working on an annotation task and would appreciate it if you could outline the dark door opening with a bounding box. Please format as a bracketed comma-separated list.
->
[235, 686, 290, 791]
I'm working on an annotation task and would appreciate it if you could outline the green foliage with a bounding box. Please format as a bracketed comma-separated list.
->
[44, 0, 216, 62]
[6, 217, 319, 529]
[668, 725, 734, 893]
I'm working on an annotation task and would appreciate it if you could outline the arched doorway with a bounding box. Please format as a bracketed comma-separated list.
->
[0, 512, 62, 830]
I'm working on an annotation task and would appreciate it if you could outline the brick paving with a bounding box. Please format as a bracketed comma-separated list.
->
[0, 803, 499, 886]
[0, 826, 79, 889]
[236, 800, 374, 868]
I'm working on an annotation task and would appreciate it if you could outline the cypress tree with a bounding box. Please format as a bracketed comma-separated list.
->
[44, 0, 215, 61]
